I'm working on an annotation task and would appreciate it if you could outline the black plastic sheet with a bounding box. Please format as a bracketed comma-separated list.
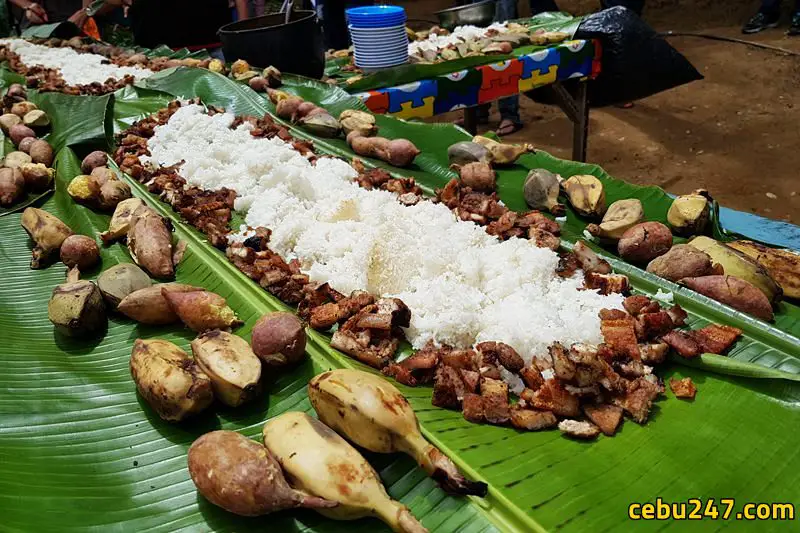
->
[528, 7, 702, 107]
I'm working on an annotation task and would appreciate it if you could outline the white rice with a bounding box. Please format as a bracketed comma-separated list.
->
[0, 39, 153, 86]
[144, 104, 624, 364]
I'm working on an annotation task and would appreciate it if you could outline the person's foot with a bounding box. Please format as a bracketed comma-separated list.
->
[742, 11, 780, 34]
[496, 119, 523, 136]
[788, 12, 800, 35]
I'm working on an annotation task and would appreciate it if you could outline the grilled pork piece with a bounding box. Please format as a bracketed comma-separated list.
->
[480, 377, 511, 425]
[476, 341, 525, 373]
[462, 393, 485, 423]
[510, 408, 558, 431]
[640, 342, 669, 364]
[523, 380, 580, 418]
[558, 420, 600, 440]
[600, 313, 641, 360]
[585, 272, 630, 295]
[573, 240, 612, 274]
[661, 330, 701, 358]
[618, 376, 663, 424]
[583, 404, 623, 436]
[432, 365, 467, 409]
[687, 324, 742, 354]
[669, 377, 697, 399]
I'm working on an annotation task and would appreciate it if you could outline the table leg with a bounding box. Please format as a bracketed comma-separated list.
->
[548, 81, 590, 163]
[462, 107, 479, 135]
[572, 82, 589, 163]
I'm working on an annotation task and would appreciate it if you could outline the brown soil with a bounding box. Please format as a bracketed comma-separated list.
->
[408, 0, 800, 223]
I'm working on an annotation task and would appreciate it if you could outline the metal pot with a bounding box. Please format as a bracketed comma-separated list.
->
[434, 0, 497, 30]
[218, 10, 325, 79]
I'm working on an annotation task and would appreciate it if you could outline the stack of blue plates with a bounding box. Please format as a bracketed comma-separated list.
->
[346, 6, 409, 70]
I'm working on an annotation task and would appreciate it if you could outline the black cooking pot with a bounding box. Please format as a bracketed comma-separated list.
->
[218, 10, 325, 79]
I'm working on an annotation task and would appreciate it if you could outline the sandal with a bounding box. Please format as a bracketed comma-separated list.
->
[495, 119, 523, 136]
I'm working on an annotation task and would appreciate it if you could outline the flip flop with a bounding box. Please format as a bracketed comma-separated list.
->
[496, 119, 523, 136]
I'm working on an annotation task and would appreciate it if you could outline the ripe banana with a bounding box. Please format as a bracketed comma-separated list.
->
[562, 174, 606, 218]
[586, 198, 644, 242]
[689, 236, 782, 304]
[667, 189, 710, 236]
[728, 240, 800, 300]
[308, 369, 488, 497]
[262, 412, 428, 533]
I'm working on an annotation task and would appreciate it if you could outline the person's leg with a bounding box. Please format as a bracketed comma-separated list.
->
[529, 0, 560, 15]
[789, 0, 800, 35]
[743, 0, 781, 33]
[495, 0, 519, 22]
[496, 96, 523, 136]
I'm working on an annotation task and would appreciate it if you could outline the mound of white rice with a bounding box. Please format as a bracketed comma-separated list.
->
[144, 104, 624, 364]
[0, 39, 153, 86]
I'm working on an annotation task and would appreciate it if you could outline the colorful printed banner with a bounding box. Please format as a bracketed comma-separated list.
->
[354, 39, 601, 119]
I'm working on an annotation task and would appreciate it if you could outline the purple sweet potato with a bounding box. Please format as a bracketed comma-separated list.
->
[679, 275, 774, 321]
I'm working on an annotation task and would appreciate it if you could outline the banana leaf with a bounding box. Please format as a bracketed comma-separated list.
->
[0, 146, 498, 533]
[3, 65, 800, 532]
[335, 12, 584, 92]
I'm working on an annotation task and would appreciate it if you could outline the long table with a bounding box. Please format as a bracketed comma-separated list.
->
[346, 38, 601, 161]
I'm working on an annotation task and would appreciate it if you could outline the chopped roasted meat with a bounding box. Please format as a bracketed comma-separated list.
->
[618, 376, 663, 424]
[510, 408, 558, 431]
[558, 419, 600, 440]
[529, 228, 560, 251]
[585, 272, 630, 295]
[382, 363, 418, 387]
[601, 314, 641, 360]
[462, 393, 485, 423]
[382, 342, 441, 387]
[666, 304, 688, 327]
[375, 298, 411, 328]
[599, 308, 628, 320]
[330, 328, 398, 369]
[459, 369, 480, 393]
[616, 358, 646, 378]
[556, 251, 580, 278]
[661, 330, 701, 359]
[354, 167, 392, 189]
[640, 342, 669, 364]
[687, 324, 742, 354]
[440, 348, 477, 370]
[634, 311, 675, 341]
[480, 377, 511, 425]
[519, 365, 544, 391]
[309, 302, 340, 329]
[523, 380, 580, 418]
[516, 211, 560, 235]
[623, 295, 653, 316]
[567, 344, 611, 388]
[550, 342, 576, 381]
[669, 377, 697, 399]
[573, 240, 612, 274]
[583, 404, 623, 436]
[476, 341, 524, 373]
[432, 365, 467, 409]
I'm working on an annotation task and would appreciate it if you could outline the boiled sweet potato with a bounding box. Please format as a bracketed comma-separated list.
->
[679, 275, 773, 321]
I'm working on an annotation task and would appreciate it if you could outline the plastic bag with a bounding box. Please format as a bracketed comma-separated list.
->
[525, 7, 702, 107]
[574, 6, 703, 106]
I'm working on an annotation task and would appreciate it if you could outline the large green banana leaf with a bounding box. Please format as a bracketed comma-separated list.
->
[2, 65, 800, 533]
[0, 146, 498, 533]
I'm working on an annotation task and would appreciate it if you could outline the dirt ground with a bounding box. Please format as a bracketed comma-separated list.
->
[409, 0, 800, 223]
